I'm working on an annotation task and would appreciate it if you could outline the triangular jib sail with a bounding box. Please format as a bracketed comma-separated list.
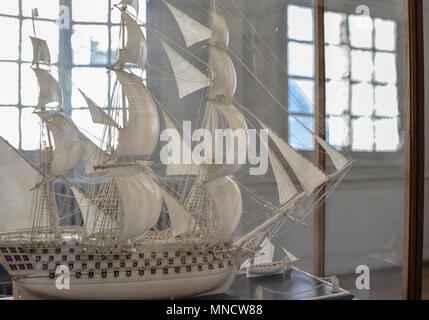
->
[162, 41, 211, 98]
[79, 89, 119, 128]
[0, 138, 49, 232]
[164, 0, 212, 47]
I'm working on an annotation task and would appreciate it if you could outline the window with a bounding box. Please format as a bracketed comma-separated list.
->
[286, 5, 400, 152]
[0, 0, 146, 150]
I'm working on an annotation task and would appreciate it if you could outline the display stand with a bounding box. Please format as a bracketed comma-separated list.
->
[196, 267, 354, 300]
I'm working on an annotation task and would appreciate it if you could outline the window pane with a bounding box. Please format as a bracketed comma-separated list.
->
[72, 67, 109, 108]
[349, 14, 373, 49]
[288, 79, 313, 114]
[375, 85, 398, 117]
[0, 62, 19, 104]
[351, 50, 373, 82]
[288, 116, 314, 151]
[327, 116, 349, 148]
[0, 107, 19, 148]
[21, 63, 39, 106]
[288, 42, 314, 77]
[326, 80, 349, 116]
[111, 25, 121, 64]
[0, 17, 19, 60]
[72, 0, 108, 23]
[72, 25, 109, 65]
[351, 117, 374, 151]
[21, 108, 41, 150]
[374, 118, 399, 152]
[22, 0, 59, 19]
[22, 20, 59, 64]
[375, 19, 396, 51]
[325, 44, 349, 80]
[324, 12, 345, 45]
[351, 82, 374, 117]
[374, 52, 397, 84]
[0, 0, 19, 15]
[287, 5, 313, 41]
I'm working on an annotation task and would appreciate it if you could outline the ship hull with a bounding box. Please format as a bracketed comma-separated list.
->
[17, 267, 236, 300]
[0, 237, 241, 300]
[247, 261, 286, 276]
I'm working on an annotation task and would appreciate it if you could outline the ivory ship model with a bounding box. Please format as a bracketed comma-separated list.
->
[0, 0, 354, 299]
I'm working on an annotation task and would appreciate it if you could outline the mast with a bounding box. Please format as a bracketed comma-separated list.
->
[120, 4, 128, 130]
[31, 8, 61, 240]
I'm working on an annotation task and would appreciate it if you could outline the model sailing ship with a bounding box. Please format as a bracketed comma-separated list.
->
[0, 0, 354, 299]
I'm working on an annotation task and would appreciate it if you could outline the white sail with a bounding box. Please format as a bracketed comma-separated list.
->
[208, 48, 237, 98]
[108, 166, 163, 242]
[314, 135, 349, 171]
[161, 110, 199, 176]
[207, 176, 242, 242]
[120, 0, 139, 15]
[33, 68, 62, 108]
[71, 186, 116, 235]
[161, 41, 211, 98]
[36, 111, 82, 176]
[30, 36, 51, 66]
[114, 11, 147, 70]
[161, 189, 198, 236]
[260, 122, 327, 195]
[281, 247, 299, 263]
[211, 11, 229, 47]
[164, 1, 212, 47]
[206, 102, 248, 181]
[254, 238, 275, 265]
[115, 70, 159, 158]
[0, 138, 49, 232]
[240, 258, 251, 269]
[79, 89, 118, 128]
[263, 139, 298, 205]
[214, 102, 248, 141]
[78, 134, 110, 174]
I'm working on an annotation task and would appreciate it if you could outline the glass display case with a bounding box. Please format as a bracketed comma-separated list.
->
[0, 0, 426, 300]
